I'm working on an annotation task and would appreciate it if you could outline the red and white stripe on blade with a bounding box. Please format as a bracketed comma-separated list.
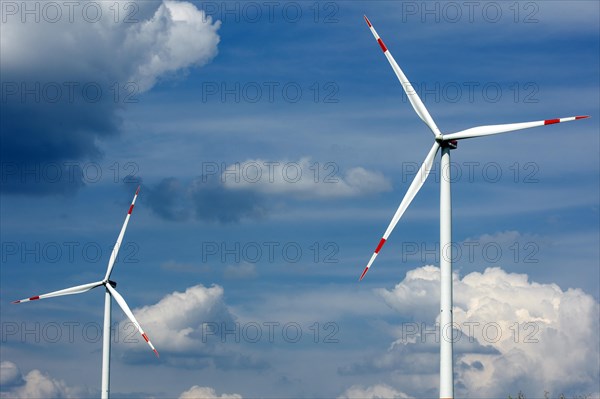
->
[360, 142, 440, 281]
[103, 186, 141, 282]
[363, 15, 442, 138]
[12, 281, 104, 304]
[443, 116, 590, 141]
[105, 283, 159, 357]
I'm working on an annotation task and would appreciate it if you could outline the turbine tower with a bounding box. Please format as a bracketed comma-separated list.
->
[13, 186, 158, 399]
[358, 16, 589, 399]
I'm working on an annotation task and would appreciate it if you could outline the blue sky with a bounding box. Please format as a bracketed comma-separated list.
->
[1, 1, 598, 398]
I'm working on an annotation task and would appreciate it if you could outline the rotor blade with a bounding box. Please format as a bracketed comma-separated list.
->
[104, 186, 140, 281]
[443, 115, 590, 141]
[360, 142, 440, 281]
[12, 280, 104, 304]
[364, 15, 441, 138]
[105, 284, 159, 357]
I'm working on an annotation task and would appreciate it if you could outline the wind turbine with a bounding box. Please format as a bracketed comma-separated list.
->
[358, 16, 589, 399]
[13, 186, 158, 399]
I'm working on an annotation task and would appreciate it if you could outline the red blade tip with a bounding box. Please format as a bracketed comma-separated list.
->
[153, 349, 160, 358]
[359, 266, 369, 281]
[12, 300, 21, 304]
[576, 115, 590, 119]
[135, 185, 141, 195]
[364, 15, 372, 27]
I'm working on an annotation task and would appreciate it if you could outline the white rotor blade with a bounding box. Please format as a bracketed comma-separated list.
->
[104, 186, 140, 281]
[364, 15, 442, 138]
[443, 115, 589, 141]
[12, 280, 104, 304]
[360, 142, 440, 281]
[105, 283, 159, 357]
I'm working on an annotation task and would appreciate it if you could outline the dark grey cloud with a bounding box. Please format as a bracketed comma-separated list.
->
[144, 177, 190, 221]
[190, 175, 266, 223]
[144, 175, 266, 224]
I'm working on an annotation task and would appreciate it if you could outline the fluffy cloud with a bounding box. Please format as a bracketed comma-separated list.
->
[222, 158, 392, 199]
[0, 362, 23, 388]
[179, 386, 242, 399]
[119, 284, 266, 370]
[128, 284, 234, 353]
[338, 384, 412, 399]
[1, 0, 220, 194]
[376, 266, 599, 398]
[125, 1, 221, 91]
[0, 361, 85, 399]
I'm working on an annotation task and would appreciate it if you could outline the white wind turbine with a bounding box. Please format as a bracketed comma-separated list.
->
[358, 16, 589, 399]
[13, 186, 158, 399]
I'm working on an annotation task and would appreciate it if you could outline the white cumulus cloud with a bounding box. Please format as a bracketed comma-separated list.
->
[0, 361, 86, 399]
[221, 158, 392, 199]
[377, 266, 600, 397]
[125, 0, 221, 91]
[179, 386, 242, 399]
[338, 384, 412, 399]
[127, 284, 234, 353]
[1, 0, 220, 93]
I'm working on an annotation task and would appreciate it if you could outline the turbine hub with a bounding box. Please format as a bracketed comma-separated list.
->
[108, 280, 117, 288]
[441, 139, 458, 150]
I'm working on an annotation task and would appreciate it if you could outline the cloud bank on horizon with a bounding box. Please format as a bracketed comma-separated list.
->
[4, 266, 597, 398]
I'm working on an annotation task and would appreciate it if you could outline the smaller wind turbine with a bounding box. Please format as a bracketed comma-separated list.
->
[13, 186, 158, 399]
[359, 15, 589, 399]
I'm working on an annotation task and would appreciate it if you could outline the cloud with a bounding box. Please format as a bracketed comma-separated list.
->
[221, 158, 392, 199]
[0, 362, 23, 388]
[374, 266, 600, 397]
[128, 284, 234, 353]
[179, 386, 242, 399]
[223, 263, 258, 280]
[189, 175, 267, 223]
[144, 175, 267, 224]
[0, 361, 86, 399]
[143, 159, 391, 223]
[1, 0, 220, 195]
[338, 384, 412, 399]
[145, 177, 191, 221]
[119, 284, 266, 370]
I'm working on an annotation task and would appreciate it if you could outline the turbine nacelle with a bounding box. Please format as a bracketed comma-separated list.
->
[436, 137, 458, 150]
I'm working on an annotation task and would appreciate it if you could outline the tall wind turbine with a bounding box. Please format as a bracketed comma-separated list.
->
[358, 16, 589, 399]
[13, 186, 158, 399]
